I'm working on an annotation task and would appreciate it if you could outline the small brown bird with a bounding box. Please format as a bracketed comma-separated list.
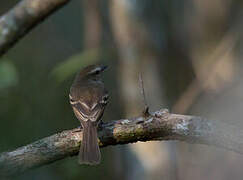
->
[69, 65, 109, 165]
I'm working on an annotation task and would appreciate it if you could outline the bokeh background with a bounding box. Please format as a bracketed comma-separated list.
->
[1, 0, 243, 179]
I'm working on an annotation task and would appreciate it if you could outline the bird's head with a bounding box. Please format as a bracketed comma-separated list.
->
[77, 64, 108, 81]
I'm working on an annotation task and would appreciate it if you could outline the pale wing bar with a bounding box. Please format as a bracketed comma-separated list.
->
[69, 94, 103, 122]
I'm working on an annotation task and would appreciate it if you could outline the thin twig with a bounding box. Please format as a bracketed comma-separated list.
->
[139, 73, 149, 116]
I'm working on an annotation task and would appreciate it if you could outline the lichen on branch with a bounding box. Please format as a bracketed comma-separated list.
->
[1, 108, 243, 177]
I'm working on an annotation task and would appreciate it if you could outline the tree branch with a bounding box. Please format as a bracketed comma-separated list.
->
[0, 0, 70, 56]
[1, 109, 243, 177]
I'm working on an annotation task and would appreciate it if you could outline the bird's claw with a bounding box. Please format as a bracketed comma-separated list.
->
[98, 120, 104, 130]
[73, 125, 82, 133]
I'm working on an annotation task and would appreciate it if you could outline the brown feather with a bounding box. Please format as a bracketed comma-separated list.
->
[69, 65, 108, 165]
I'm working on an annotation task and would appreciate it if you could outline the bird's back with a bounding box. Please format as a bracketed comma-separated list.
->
[70, 79, 107, 121]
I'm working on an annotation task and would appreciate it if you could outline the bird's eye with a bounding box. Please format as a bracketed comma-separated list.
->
[94, 70, 100, 75]
[89, 67, 102, 75]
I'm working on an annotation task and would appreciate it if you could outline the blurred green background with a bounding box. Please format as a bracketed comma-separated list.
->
[1, 0, 243, 180]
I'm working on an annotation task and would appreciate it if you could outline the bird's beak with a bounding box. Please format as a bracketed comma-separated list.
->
[101, 65, 108, 72]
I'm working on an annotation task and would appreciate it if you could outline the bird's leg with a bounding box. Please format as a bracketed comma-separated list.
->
[97, 120, 104, 130]
[73, 125, 83, 132]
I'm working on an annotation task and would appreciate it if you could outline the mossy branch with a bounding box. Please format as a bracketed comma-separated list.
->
[1, 109, 243, 177]
[0, 0, 70, 56]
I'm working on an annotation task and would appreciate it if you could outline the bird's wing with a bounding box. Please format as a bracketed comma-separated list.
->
[69, 91, 108, 123]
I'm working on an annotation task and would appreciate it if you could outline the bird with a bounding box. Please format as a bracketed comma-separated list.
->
[69, 64, 109, 165]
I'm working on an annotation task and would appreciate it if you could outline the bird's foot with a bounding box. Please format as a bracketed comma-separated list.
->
[98, 120, 104, 130]
[73, 125, 82, 133]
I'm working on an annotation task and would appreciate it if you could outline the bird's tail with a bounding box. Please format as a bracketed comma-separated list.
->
[79, 120, 100, 165]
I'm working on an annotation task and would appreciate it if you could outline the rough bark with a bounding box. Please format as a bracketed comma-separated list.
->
[1, 109, 243, 177]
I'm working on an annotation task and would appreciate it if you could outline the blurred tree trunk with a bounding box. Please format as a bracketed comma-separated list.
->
[109, 1, 173, 180]
[172, 0, 237, 179]
[82, 0, 102, 49]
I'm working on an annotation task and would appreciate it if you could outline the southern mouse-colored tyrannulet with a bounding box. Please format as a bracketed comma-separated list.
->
[69, 65, 109, 165]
